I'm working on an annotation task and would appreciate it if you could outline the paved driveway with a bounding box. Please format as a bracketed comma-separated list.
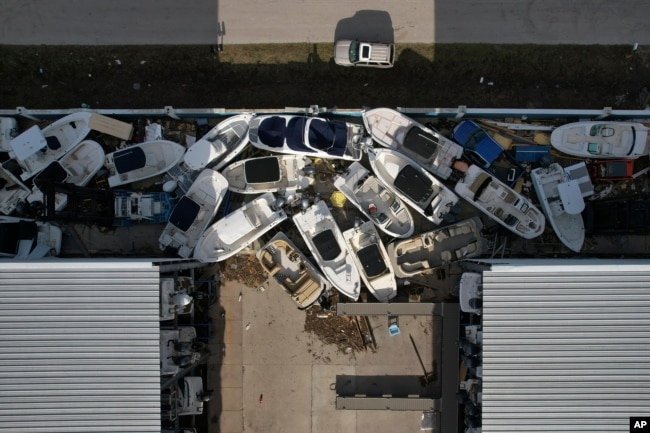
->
[1, 0, 649, 45]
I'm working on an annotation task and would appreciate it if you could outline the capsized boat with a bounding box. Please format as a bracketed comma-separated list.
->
[257, 232, 329, 309]
[387, 216, 487, 279]
[367, 147, 459, 225]
[530, 162, 594, 252]
[193, 192, 287, 263]
[550, 121, 650, 159]
[183, 113, 254, 172]
[160, 327, 202, 375]
[113, 190, 177, 226]
[334, 161, 414, 238]
[342, 219, 397, 302]
[105, 139, 185, 187]
[9, 112, 92, 181]
[292, 200, 361, 301]
[362, 107, 463, 179]
[0, 216, 62, 259]
[248, 114, 365, 161]
[454, 164, 545, 239]
[159, 169, 228, 258]
[26, 139, 105, 211]
[222, 154, 314, 194]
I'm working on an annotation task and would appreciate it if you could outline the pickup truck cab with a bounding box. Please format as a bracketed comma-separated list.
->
[334, 40, 395, 68]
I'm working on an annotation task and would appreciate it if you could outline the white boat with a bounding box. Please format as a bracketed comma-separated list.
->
[162, 113, 254, 197]
[158, 169, 228, 258]
[174, 376, 211, 416]
[454, 164, 545, 239]
[0, 216, 62, 259]
[530, 162, 594, 252]
[387, 216, 487, 279]
[292, 200, 361, 301]
[105, 139, 185, 187]
[26, 139, 105, 211]
[160, 327, 201, 375]
[459, 272, 482, 315]
[183, 113, 254, 172]
[550, 121, 650, 159]
[10, 112, 93, 180]
[159, 277, 194, 321]
[367, 147, 459, 225]
[193, 192, 287, 263]
[248, 114, 365, 161]
[362, 107, 463, 179]
[222, 154, 314, 194]
[257, 232, 329, 309]
[342, 220, 397, 302]
[334, 161, 414, 238]
[0, 164, 31, 216]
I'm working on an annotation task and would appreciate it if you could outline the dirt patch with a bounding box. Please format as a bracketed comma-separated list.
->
[1, 43, 649, 110]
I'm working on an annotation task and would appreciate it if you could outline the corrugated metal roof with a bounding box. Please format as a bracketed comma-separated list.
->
[481, 259, 650, 433]
[0, 260, 161, 433]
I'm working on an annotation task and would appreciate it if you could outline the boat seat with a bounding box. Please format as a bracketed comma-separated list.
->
[503, 190, 517, 204]
[159, 233, 173, 248]
[440, 250, 453, 262]
[46, 136, 61, 150]
[434, 232, 448, 242]
[172, 231, 188, 245]
[293, 278, 321, 305]
[177, 245, 192, 258]
[466, 242, 478, 255]
[494, 208, 505, 219]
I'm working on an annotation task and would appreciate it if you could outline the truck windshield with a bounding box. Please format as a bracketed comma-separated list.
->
[349, 41, 360, 62]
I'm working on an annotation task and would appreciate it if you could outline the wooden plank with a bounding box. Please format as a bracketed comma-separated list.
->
[89, 113, 134, 140]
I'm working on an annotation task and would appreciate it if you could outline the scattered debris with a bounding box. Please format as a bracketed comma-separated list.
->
[220, 254, 268, 287]
[304, 306, 366, 354]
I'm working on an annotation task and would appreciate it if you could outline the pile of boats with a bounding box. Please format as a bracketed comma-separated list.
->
[1, 108, 648, 305]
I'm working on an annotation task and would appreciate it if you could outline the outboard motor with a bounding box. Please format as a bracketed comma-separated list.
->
[198, 390, 214, 402]
[172, 355, 193, 367]
[173, 341, 192, 353]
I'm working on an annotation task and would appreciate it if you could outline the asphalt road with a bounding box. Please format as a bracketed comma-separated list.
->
[1, 0, 649, 45]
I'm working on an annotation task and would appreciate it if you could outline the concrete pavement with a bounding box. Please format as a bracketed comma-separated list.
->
[209, 273, 439, 433]
[1, 0, 650, 45]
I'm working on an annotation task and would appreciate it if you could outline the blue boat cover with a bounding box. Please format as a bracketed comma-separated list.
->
[307, 119, 348, 156]
[169, 196, 200, 232]
[258, 116, 287, 148]
[113, 146, 146, 174]
[285, 117, 311, 152]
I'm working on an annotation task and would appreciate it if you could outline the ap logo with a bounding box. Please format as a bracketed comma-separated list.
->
[631, 417, 650, 431]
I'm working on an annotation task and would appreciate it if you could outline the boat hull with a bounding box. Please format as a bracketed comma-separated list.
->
[550, 121, 650, 159]
[193, 192, 287, 263]
[106, 140, 185, 187]
[530, 163, 585, 252]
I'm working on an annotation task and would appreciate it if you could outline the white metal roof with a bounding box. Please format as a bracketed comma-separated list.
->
[0, 260, 161, 433]
[480, 259, 650, 433]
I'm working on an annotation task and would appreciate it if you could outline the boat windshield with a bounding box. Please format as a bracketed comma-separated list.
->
[394, 165, 434, 203]
[357, 243, 387, 278]
[403, 127, 438, 159]
[313, 229, 341, 261]
[245, 157, 281, 183]
[169, 196, 201, 231]
[113, 146, 146, 174]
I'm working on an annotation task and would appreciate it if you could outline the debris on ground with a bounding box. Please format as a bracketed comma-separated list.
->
[219, 254, 267, 287]
[304, 306, 366, 354]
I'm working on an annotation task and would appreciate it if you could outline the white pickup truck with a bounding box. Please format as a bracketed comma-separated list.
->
[334, 40, 395, 68]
